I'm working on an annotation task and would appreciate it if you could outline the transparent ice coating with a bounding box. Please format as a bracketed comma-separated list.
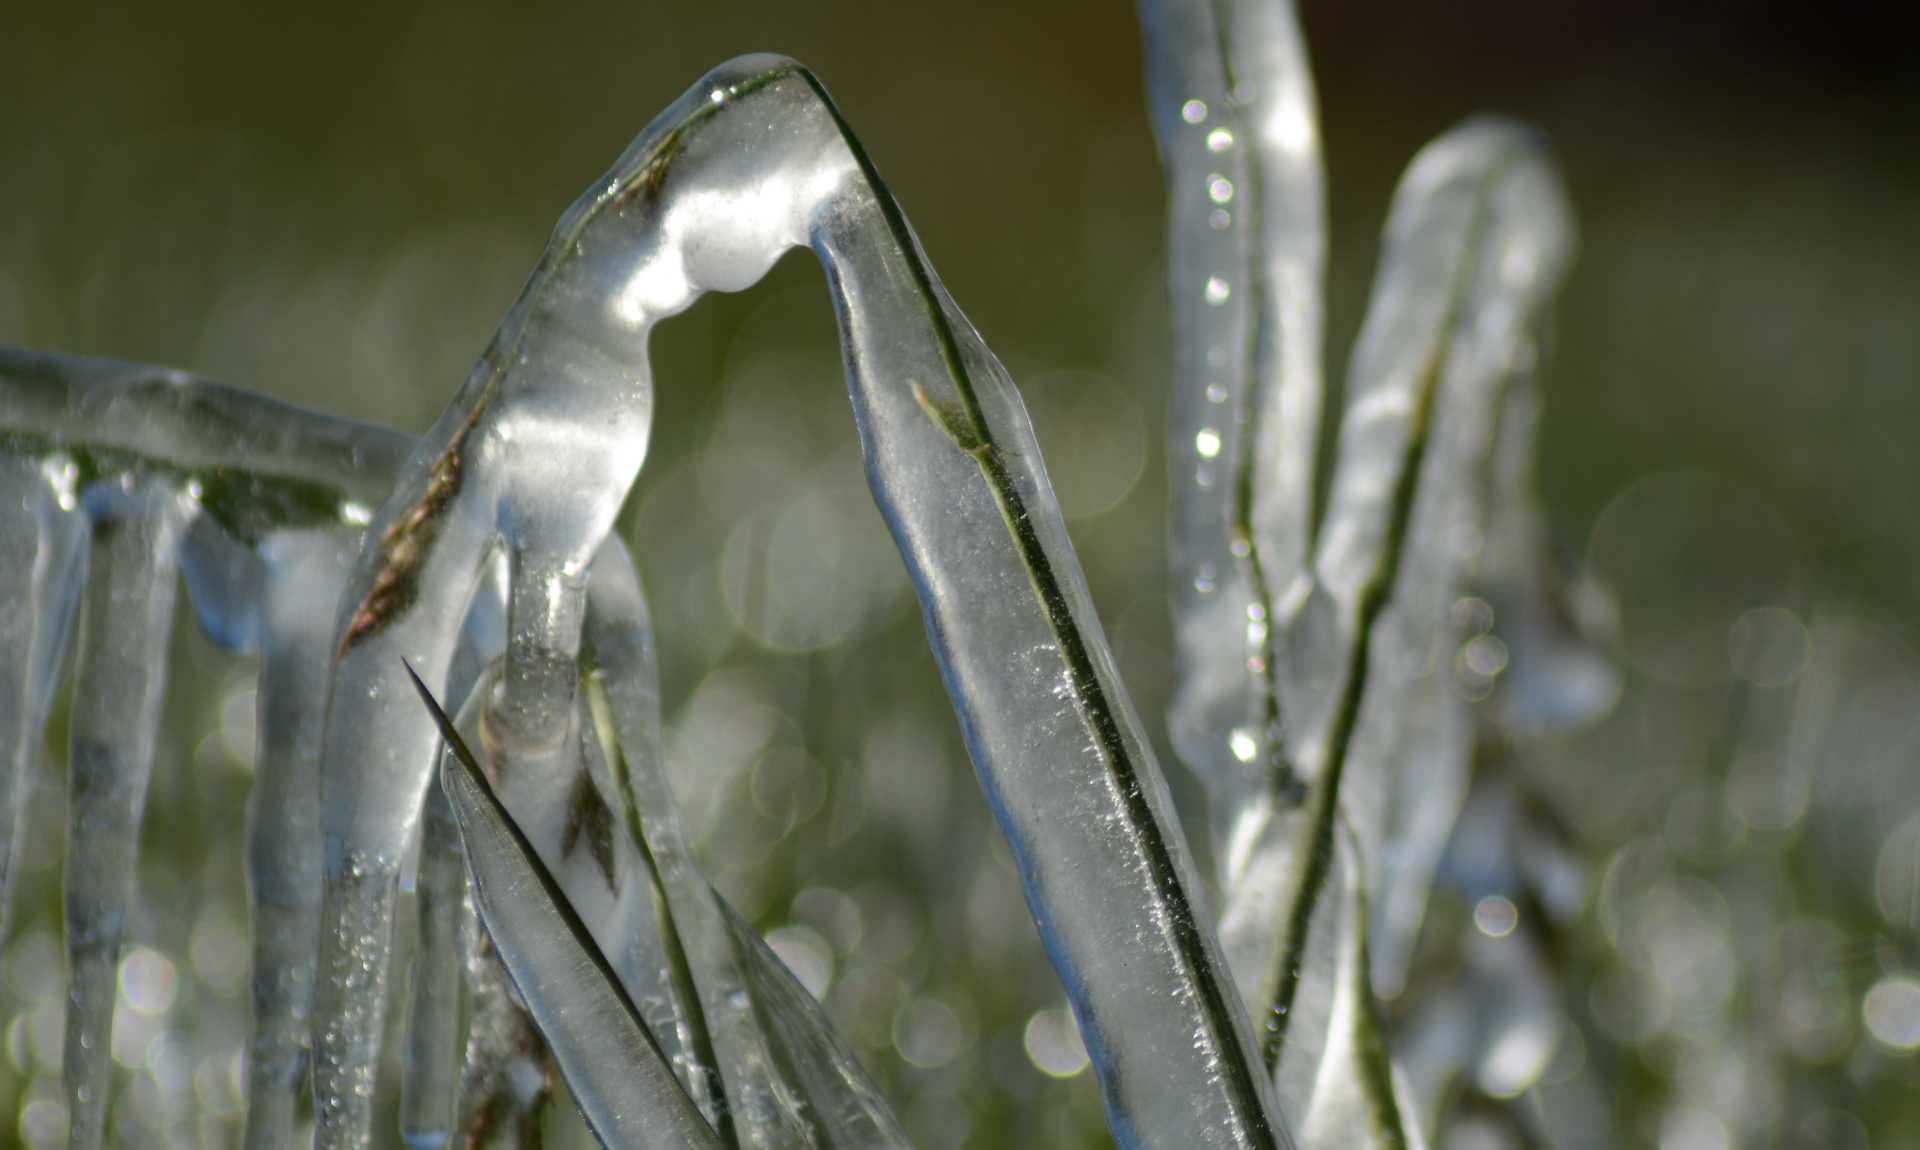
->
[315, 54, 1282, 1150]
[1216, 806, 1420, 1149]
[420, 670, 722, 1150]
[0, 456, 85, 942]
[1281, 828, 1422, 1150]
[1318, 122, 1574, 997]
[1140, 0, 1326, 826]
[63, 479, 193, 1150]
[0, 348, 411, 543]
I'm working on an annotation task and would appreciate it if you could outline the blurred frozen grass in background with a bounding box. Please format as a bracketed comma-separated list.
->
[0, 1, 1915, 1146]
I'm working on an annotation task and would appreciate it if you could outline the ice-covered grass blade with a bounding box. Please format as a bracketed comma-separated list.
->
[406, 660, 723, 1150]
[1254, 123, 1575, 1070]
[1140, 0, 1327, 826]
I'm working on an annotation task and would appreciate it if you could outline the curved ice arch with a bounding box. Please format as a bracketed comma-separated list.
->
[314, 54, 1285, 1150]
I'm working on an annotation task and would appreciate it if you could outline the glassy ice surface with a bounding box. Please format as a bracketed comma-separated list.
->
[313, 53, 1279, 1150]
[1140, 0, 1326, 831]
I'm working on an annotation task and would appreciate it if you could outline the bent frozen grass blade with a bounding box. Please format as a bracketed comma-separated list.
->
[1139, 0, 1327, 836]
[408, 662, 724, 1150]
[316, 54, 1282, 1150]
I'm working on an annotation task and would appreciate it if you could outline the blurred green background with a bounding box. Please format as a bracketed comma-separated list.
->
[1, 1, 1916, 1147]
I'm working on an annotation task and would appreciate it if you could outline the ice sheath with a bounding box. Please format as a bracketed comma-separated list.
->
[313, 55, 1283, 1150]
[1139, 0, 1327, 844]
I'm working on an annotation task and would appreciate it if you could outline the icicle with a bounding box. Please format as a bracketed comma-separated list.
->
[1139, 0, 1327, 826]
[0, 348, 426, 1147]
[0, 455, 85, 940]
[317, 54, 1279, 1150]
[241, 529, 359, 1150]
[62, 479, 194, 1150]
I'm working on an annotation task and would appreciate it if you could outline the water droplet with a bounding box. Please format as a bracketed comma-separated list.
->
[1181, 99, 1208, 124]
[1023, 1006, 1089, 1077]
[1474, 895, 1519, 939]
[1207, 175, 1234, 205]
[1209, 209, 1232, 231]
[1194, 565, 1217, 595]
[1204, 278, 1231, 305]
[1461, 633, 1510, 678]
[1863, 975, 1920, 1051]
[1205, 382, 1228, 404]
[1195, 466, 1215, 490]
[1206, 128, 1235, 153]
[1229, 729, 1258, 763]
[1194, 429, 1222, 459]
